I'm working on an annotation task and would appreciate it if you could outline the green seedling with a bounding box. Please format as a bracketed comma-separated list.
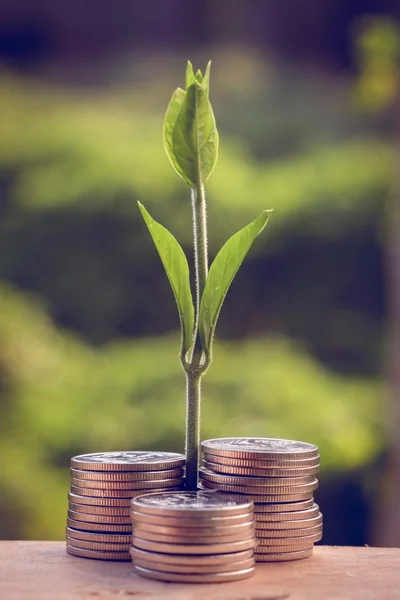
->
[138, 61, 272, 489]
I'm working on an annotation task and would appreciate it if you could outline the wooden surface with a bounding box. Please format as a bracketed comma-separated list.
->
[0, 543, 399, 600]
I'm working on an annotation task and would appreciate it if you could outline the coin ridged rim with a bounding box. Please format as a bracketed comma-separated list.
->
[130, 510, 254, 527]
[66, 527, 131, 543]
[255, 504, 319, 520]
[255, 532, 322, 548]
[67, 517, 131, 533]
[129, 546, 254, 566]
[69, 502, 130, 517]
[71, 452, 185, 471]
[201, 438, 318, 459]
[69, 492, 132, 507]
[198, 489, 314, 503]
[199, 478, 318, 494]
[199, 468, 315, 486]
[68, 509, 131, 524]
[67, 544, 130, 561]
[254, 499, 314, 513]
[198, 482, 317, 501]
[132, 491, 254, 517]
[133, 564, 255, 583]
[132, 556, 255, 574]
[203, 461, 320, 477]
[132, 537, 256, 555]
[70, 485, 182, 498]
[132, 530, 255, 544]
[255, 542, 318, 553]
[255, 548, 313, 561]
[67, 536, 130, 552]
[256, 514, 322, 530]
[71, 467, 184, 481]
[133, 521, 255, 536]
[70, 476, 184, 490]
[203, 453, 320, 468]
[256, 524, 322, 538]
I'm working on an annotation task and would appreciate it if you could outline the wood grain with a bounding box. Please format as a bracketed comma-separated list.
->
[0, 543, 399, 600]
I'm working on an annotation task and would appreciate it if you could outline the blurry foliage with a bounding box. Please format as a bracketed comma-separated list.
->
[0, 285, 383, 539]
[355, 18, 400, 112]
[0, 69, 392, 236]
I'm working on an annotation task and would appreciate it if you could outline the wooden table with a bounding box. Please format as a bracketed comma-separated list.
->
[0, 543, 399, 600]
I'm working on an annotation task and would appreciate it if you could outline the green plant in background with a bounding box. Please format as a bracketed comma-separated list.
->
[138, 61, 271, 489]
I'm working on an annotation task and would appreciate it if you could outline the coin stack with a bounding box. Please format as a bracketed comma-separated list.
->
[200, 438, 322, 562]
[129, 491, 256, 583]
[66, 451, 185, 561]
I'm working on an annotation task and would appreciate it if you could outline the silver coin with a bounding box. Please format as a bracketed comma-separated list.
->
[70, 476, 183, 490]
[199, 467, 315, 486]
[255, 523, 322, 538]
[66, 544, 130, 561]
[68, 492, 132, 507]
[68, 502, 130, 517]
[133, 564, 255, 583]
[199, 480, 318, 505]
[130, 510, 254, 527]
[255, 531, 322, 548]
[199, 478, 318, 495]
[132, 537, 256, 555]
[66, 536, 130, 552]
[256, 514, 322, 530]
[133, 529, 255, 544]
[198, 487, 314, 503]
[129, 546, 254, 566]
[70, 467, 184, 481]
[255, 503, 320, 520]
[254, 499, 314, 513]
[132, 491, 253, 517]
[132, 556, 255, 574]
[70, 484, 182, 498]
[203, 460, 319, 477]
[255, 548, 313, 562]
[68, 509, 131, 524]
[66, 527, 131, 544]
[201, 438, 318, 459]
[203, 453, 320, 468]
[66, 517, 131, 533]
[133, 520, 254, 536]
[71, 451, 185, 471]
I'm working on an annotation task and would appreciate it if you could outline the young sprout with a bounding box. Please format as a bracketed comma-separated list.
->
[138, 61, 272, 489]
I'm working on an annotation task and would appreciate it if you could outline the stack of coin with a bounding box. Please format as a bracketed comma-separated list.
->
[130, 491, 256, 582]
[66, 451, 185, 561]
[200, 438, 322, 562]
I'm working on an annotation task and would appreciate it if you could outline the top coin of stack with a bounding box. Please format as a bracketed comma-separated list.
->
[130, 491, 256, 583]
[66, 451, 185, 561]
[200, 438, 322, 562]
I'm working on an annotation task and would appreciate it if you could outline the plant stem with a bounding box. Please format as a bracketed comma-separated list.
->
[184, 183, 208, 490]
[185, 370, 202, 490]
[191, 184, 208, 318]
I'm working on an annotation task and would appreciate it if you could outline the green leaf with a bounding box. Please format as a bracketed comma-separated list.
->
[185, 61, 195, 89]
[138, 202, 195, 356]
[172, 81, 218, 187]
[203, 61, 211, 96]
[199, 210, 272, 354]
[195, 69, 203, 83]
[163, 87, 189, 184]
[210, 127, 219, 178]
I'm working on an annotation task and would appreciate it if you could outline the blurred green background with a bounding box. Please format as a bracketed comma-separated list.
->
[0, 1, 398, 545]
